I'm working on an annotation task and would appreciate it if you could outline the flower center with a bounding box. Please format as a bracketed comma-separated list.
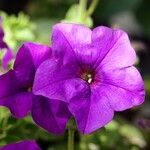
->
[81, 72, 93, 84]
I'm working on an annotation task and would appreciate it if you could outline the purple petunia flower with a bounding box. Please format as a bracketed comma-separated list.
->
[33, 23, 145, 134]
[0, 140, 41, 150]
[0, 17, 13, 70]
[0, 42, 71, 134]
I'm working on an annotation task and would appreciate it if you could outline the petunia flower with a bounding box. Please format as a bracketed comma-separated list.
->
[0, 140, 41, 150]
[0, 17, 13, 70]
[0, 42, 71, 134]
[33, 23, 145, 134]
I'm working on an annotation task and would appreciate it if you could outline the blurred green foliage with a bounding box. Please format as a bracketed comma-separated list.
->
[63, 0, 99, 27]
[94, 0, 142, 22]
[0, 107, 148, 150]
[63, 4, 93, 27]
[27, 0, 74, 19]
[0, 12, 36, 52]
[135, 0, 150, 37]
[80, 119, 146, 150]
[144, 76, 150, 96]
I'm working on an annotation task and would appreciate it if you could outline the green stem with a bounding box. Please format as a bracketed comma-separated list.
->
[79, 0, 87, 20]
[68, 125, 75, 150]
[86, 0, 99, 17]
[80, 135, 89, 150]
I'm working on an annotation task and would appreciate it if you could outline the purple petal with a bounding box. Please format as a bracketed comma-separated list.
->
[0, 140, 41, 150]
[3, 92, 32, 118]
[52, 23, 91, 65]
[69, 87, 114, 134]
[32, 96, 71, 134]
[0, 70, 23, 100]
[101, 66, 145, 111]
[33, 59, 79, 102]
[0, 70, 32, 118]
[52, 23, 91, 49]
[74, 44, 99, 67]
[92, 26, 136, 70]
[14, 42, 51, 84]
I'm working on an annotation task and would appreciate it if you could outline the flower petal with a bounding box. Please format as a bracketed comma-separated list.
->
[69, 87, 114, 134]
[0, 140, 41, 150]
[92, 26, 136, 70]
[52, 23, 91, 49]
[0, 70, 22, 100]
[74, 44, 99, 68]
[32, 96, 71, 134]
[2, 92, 32, 118]
[101, 66, 145, 111]
[0, 70, 32, 118]
[33, 59, 80, 102]
[52, 23, 91, 66]
[14, 42, 51, 84]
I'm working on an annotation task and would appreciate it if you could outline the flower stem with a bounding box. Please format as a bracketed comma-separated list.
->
[67, 118, 75, 150]
[68, 126, 75, 150]
[79, 0, 87, 20]
[86, 0, 99, 17]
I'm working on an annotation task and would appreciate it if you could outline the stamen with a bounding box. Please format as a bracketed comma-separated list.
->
[80, 71, 93, 84]
[87, 74, 92, 83]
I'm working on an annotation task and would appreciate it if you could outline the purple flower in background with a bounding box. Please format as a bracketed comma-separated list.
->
[0, 17, 13, 70]
[0, 42, 71, 134]
[0, 140, 41, 150]
[33, 23, 145, 134]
